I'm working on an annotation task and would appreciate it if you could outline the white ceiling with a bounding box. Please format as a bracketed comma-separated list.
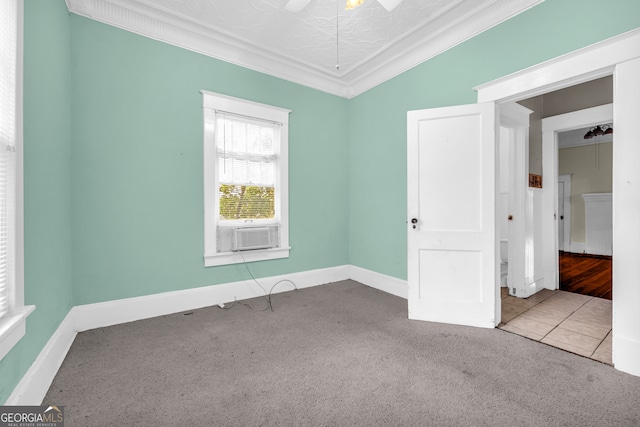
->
[65, 0, 543, 98]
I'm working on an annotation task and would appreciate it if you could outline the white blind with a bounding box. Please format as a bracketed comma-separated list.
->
[215, 114, 277, 187]
[210, 112, 280, 221]
[0, 0, 17, 319]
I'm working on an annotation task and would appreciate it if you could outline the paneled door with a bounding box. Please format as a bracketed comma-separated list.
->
[407, 103, 499, 328]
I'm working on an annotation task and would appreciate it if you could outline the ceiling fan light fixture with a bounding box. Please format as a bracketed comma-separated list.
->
[583, 128, 595, 139]
[284, 0, 311, 13]
[345, 0, 365, 10]
[583, 124, 613, 139]
[377, 0, 403, 11]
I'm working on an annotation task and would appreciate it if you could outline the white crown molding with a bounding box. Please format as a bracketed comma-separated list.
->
[65, 0, 347, 97]
[65, 0, 543, 99]
[345, 0, 544, 97]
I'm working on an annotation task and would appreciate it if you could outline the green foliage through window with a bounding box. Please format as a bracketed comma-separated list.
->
[219, 184, 275, 220]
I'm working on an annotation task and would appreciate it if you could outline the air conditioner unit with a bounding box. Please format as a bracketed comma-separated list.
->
[232, 227, 273, 251]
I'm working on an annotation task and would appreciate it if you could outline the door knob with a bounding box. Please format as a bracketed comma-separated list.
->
[560, 215, 564, 220]
[411, 218, 418, 229]
[508, 215, 513, 221]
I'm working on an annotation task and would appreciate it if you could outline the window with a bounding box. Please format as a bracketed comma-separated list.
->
[0, 0, 33, 361]
[202, 91, 290, 267]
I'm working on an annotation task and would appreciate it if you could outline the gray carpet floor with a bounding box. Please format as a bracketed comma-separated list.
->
[44, 280, 640, 426]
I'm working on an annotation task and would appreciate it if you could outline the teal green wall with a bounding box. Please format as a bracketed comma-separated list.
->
[4, 0, 640, 405]
[348, 0, 640, 280]
[69, 16, 350, 304]
[0, 0, 73, 404]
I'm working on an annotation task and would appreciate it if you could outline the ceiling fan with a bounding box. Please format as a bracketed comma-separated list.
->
[285, 0, 403, 13]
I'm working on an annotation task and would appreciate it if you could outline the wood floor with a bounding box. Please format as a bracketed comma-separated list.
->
[559, 251, 612, 300]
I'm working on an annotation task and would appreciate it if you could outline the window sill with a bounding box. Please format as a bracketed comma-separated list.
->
[0, 305, 35, 361]
[204, 247, 290, 267]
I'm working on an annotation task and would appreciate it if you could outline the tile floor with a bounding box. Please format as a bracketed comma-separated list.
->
[499, 288, 612, 364]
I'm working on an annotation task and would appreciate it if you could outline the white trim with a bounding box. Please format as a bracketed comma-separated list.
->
[65, 0, 542, 99]
[5, 309, 76, 405]
[613, 336, 640, 377]
[582, 192, 612, 203]
[4, 264, 411, 404]
[200, 90, 291, 124]
[569, 242, 586, 254]
[500, 103, 532, 299]
[204, 247, 290, 268]
[0, 0, 33, 362]
[558, 174, 571, 252]
[475, 29, 640, 376]
[349, 265, 408, 299]
[476, 28, 640, 103]
[611, 57, 640, 375]
[345, 0, 543, 98]
[15, 0, 25, 312]
[0, 305, 34, 361]
[541, 104, 613, 290]
[5, 265, 351, 404]
[202, 91, 291, 267]
[74, 265, 350, 332]
[542, 104, 614, 133]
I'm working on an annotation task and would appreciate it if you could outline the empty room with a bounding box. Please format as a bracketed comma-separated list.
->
[1, 0, 640, 425]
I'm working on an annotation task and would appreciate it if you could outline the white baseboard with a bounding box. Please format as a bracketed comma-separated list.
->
[5, 310, 77, 405]
[350, 265, 408, 299]
[6, 263, 411, 405]
[74, 265, 351, 332]
[569, 242, 586, 254]
[613, 335, 640, 376]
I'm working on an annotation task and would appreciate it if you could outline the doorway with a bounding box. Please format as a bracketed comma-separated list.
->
[407, 28, 640, 376]
[498, 101, 614, 360]
[477, 29, 640, 376]
[557, 119, 613, 300]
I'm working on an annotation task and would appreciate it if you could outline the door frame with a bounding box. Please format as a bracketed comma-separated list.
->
[475, 28, 640, 376]
[542, 104, 613, 288]
[557, 174, 571, 252]
[500, 103, 532, 298]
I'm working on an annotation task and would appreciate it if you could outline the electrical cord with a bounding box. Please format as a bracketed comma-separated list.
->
[220, 253, 298, 312]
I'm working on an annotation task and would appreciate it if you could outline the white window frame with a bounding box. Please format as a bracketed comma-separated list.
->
[0, 0, 34, 362]
[201, 91, 291, 267]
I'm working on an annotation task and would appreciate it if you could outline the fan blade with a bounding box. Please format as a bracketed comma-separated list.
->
[376, 0, 402, 11]
[285, 0, 312, 12]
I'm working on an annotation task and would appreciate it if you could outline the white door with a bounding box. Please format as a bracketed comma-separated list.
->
[407, 103, 498, 328]
[501, 103, 532, 298]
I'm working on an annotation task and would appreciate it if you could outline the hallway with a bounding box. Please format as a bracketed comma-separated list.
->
[559, 252, 612, 299]
[499, 288, 612, 365]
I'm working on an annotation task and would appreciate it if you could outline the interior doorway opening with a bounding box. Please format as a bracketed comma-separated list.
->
[557, 118, 613, 300]
[475, 28, 640, 376]
[497, 78, 614, 363]
[407, 28, 640, 375]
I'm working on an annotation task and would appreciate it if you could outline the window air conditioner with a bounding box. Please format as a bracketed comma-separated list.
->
[232, 227, 273, 251]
